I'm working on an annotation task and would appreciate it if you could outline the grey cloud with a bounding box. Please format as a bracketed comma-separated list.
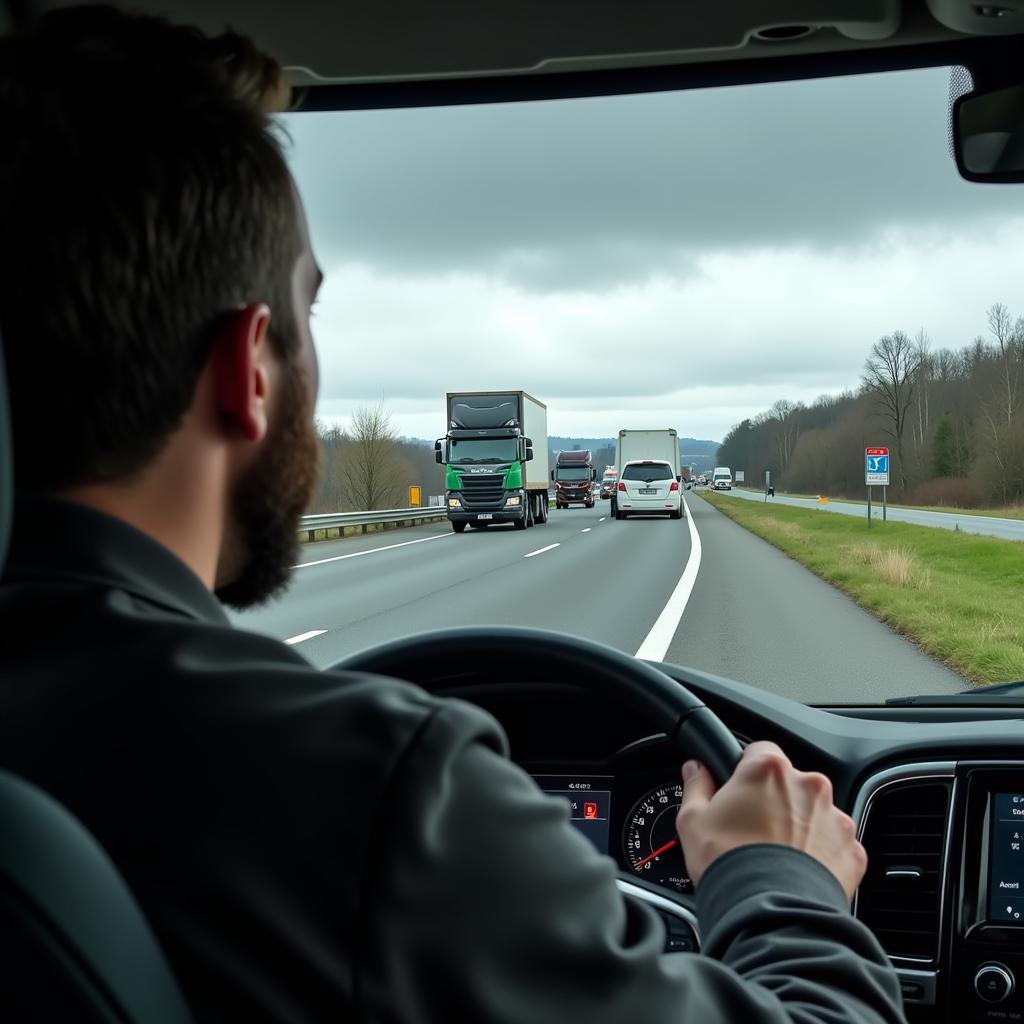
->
[285, 67, 1017, 291]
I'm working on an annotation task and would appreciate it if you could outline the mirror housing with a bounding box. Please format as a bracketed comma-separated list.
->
[954, 83, 1024, 183]
[591, 468, 597, 480]
[434, 439, 444, 465]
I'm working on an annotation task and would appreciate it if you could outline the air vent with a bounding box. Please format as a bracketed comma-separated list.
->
[856, 780, 951, 962]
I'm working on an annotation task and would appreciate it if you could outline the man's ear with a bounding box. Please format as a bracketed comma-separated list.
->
[211, 304, 272, 443]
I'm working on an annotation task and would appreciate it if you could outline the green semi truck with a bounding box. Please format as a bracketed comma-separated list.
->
[435, 391, 550, 533]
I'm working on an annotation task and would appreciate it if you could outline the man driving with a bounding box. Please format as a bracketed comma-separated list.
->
[0, 8, 904, 1023]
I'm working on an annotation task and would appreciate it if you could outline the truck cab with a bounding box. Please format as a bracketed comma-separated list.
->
[712, 467, 733, 491]
[437, 391, 550, 532]
[552, 449, 597, 509]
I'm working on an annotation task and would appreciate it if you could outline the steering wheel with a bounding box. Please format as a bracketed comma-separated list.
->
[334, 626, 743, 786]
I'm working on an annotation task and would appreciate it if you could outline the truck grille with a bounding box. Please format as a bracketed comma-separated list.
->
[459, 475, 506, 507]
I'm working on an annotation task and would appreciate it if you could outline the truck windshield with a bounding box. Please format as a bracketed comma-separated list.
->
[449, 438, 518, 463]
[556, 468, 590, 481]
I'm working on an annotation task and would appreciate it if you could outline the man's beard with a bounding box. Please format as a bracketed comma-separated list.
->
[215, 363, 320, 610]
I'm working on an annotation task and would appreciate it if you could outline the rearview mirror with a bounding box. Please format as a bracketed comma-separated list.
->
[954, 83, 1024, 182]
[434, 439, 443, 465]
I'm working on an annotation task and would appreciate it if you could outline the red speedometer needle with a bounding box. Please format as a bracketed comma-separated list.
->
[633, 838, 677, 869]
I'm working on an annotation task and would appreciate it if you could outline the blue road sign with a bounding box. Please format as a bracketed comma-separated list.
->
[865, 447, 890, 486]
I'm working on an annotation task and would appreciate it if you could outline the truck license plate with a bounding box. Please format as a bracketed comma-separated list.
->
[477, 513, 493, 520]
[639, 488, 657, 495]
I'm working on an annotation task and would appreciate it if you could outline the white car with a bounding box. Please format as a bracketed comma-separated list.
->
[614, 460, 683, 520]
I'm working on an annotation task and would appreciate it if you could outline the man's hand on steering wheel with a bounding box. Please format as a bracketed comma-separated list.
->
[677, 741, 867, 902]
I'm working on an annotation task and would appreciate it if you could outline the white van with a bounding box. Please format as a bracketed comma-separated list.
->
[712, 467, 733, 490]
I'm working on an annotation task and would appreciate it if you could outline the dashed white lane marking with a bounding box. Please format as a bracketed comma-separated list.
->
[284, 630, 327, 645]
[524, 543, 560, 559]
[581, 528, 592, 533]
[293, 532, 450, 570]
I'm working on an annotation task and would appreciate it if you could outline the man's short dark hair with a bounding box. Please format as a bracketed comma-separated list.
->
[0, 5, 302, 491]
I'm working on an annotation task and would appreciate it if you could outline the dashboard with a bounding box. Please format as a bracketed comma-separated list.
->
[438, 664, 1024, 1024]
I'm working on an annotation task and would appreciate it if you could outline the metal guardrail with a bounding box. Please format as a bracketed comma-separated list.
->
[297, 506, 447, 542]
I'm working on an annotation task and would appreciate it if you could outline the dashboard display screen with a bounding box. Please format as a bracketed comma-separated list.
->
[989, 793, 1024, 922]
[533, 775, 612, 854]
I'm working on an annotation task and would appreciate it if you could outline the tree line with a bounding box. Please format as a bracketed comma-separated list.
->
[308, 405, 446, 514]
[717, 303, 1024, 508]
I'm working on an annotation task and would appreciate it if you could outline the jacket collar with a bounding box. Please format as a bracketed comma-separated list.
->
[3, 494, 228, 625]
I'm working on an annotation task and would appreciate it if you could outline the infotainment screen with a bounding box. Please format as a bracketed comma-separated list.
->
[533, 775, 612, 855]
[989, 793, 1024, 922]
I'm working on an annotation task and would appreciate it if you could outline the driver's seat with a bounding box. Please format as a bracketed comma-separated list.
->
[0, 334, 194, 1022]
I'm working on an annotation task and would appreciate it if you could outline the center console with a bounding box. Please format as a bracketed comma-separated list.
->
[951, 766, 1024, 1024]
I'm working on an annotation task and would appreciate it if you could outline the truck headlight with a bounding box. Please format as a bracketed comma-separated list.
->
[448, 498, 461, 508]
[505, 496, 522, 506]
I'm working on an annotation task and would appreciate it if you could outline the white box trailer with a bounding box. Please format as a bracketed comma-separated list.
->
[612, 429, 680, 515]
[615, 429, 680, 473]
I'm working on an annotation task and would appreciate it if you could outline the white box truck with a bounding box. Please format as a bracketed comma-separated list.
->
[436, 391, 550, 532]
[611, 429, 680, 516]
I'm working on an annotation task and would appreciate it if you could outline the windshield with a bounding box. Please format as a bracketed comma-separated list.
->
[250, 65, 1024, 705]
[448, 438, 518, 464]
[622, 464, 674, 481]
[557, 468, 590, 481]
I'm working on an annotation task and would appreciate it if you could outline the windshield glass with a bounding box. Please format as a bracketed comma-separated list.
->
[557, 468, 590, 481]
[448, 438, 518, 463]
[622, 464, 674, 481]
[252, 65, 1024, 704]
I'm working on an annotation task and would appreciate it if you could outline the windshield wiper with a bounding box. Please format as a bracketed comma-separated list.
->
[886, 680, 1024, 706]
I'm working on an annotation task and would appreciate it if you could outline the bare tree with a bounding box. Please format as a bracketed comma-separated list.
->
[987, 302, 1021, 427]
[768, 399, 802, 474]
[862, 330, 921, 491]
[342, 404, 408, 511]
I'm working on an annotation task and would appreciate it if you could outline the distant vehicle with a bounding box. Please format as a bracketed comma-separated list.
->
[599, 467, 618, 500]
[712, 466, 733, 491]
[436, 391, 549, 532]
[615, 460, 683, 520]
[552, 449, 597, 508]
[611, 429, 679, 516]
[698, 474, 708, 486]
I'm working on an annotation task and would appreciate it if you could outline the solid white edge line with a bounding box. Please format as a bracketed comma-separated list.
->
[293, 531, 450, 569]
[524, 543, 560, 558]
[634, 495, 701, 662]
[284, 629, 327, 645]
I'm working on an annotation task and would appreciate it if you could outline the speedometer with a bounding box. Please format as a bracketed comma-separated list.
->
[622, 783, 693, 893]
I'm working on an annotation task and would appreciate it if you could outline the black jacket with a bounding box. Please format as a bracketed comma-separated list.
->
[0, 496, 905, 1024]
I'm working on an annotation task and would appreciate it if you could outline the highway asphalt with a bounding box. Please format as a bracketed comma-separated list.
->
[722, 486, 1024, 541]
[231, 495, 965, 704]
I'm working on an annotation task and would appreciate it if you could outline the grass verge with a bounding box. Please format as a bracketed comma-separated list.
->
[701, 490, 1024, 687]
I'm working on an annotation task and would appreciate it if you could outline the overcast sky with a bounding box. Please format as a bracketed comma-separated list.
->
[282, 66, 1024, 443]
